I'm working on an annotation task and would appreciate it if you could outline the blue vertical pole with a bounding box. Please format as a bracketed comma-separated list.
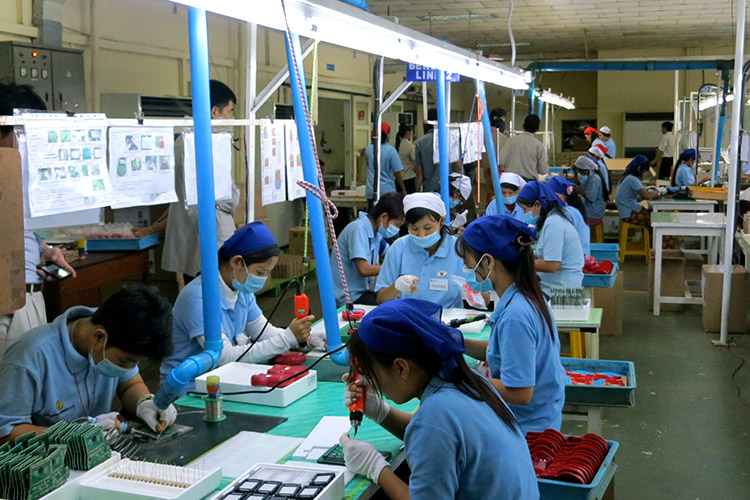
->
[476, 80, 504, 214]
[188, 8, 221, 354]
[436, 71, 451, 221]
[714, 72, 730, 186]
[284, 32, 346, 365]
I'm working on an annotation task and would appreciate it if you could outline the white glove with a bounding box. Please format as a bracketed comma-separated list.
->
[339, 433, 389, 483]
[89, 411, 119, 431]
[342, 374, 390, 424]
[136, 397, 178, 432]
[394, 275, 419, 294]
[235, 333, 250, 345]
[451, 210, 468, 228]
[308, 330, 327, 350]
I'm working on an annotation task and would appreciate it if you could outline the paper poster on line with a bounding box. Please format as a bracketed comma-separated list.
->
[260, 119, 287, 205]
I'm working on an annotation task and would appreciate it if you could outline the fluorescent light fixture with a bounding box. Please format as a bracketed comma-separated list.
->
[168, 0, 530, 90]
[477, 41, 531, 48]
[537, 90, 575, 110]
[699, 93, 734, 111]
[417, 13, 494, 22]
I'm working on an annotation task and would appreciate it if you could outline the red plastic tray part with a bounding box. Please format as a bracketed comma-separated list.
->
[270, 351, 306, 365]
[526, 430, 609, 485]
[342, 308, 366, 321]
[251, 364, 308, 388]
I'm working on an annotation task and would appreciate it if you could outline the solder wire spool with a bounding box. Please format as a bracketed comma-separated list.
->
[203, 375, 226, 423]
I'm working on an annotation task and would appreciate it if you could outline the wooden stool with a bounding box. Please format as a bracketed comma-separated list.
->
[619, 221, 651, 262]
[590, 224, 604, 243]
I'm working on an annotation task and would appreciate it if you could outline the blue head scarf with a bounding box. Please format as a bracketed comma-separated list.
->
[357, 298, 466, 378]
[462, 215, 536, 261]
[547, 176, 577, 196]
[221, 221, 277, 256]
[624, 155, 650, 177]
[518, 181, 562, 210]
[680, 148, 696, 161]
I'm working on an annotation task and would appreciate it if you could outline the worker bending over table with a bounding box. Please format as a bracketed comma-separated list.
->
[340, 299, 539, 500]
[616, 155, 660, 227]
[0, 286, 177, 445]
[547, 176, 590, 258]
[671, 148, 710, 188]
[484, 172, 526, 220]
[448, 173, 476, 229]
[456, 215, 565, 434]
[517, 181, 583, 294]
[331, 193, 405, 307]
[586, 144, 612, 194]
[376, 193, 465, 308]
[160, 222, 315, 395]
[573, 155, 607, 237]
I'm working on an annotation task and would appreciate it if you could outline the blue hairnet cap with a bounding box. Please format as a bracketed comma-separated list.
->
[357, 298, 466, 378]
[518, 181, 561, 210]
[463, 215, 536, 261]
[547, 176, 576, 196]
[681, 148, 696, 160]
[625, 155, 650, 175]
[221, 221, 277, 256]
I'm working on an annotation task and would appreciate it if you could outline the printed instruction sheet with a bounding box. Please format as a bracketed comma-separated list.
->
[433, 126, 462, 164]
[182, 130, 233, 206]
[284, 120, 307, 200]
[260, 119, 287, 205]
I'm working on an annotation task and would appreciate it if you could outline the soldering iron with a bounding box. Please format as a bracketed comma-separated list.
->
[446, 313, 487, 328]
[348, 358, 365, 437]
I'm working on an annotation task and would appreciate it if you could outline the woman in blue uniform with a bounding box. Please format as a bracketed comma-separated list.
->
[448, 173, 477, 228]
[574, 155, 607, 236]
[161, 222, 316, 395]
[517, 181, 583, 294]
[456, 215, 565, 434]
[671, 148, 710, 188]
[339, 299, 539, 500]
[547, 176, 590, 257]
[484, 172, 526, 220]
[331, 193, 405, 307]
[376, 193, 465, 308]
[615, 155, 660, 227]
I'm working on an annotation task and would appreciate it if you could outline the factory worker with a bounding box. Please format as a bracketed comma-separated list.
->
[0, 286, 177, 445]
[161, 222, 315, 394]
[547, 176, 590, 258]
[376, 193, 464, 308]
[583, 126, 599, 148]
[616, 155, 660, 227]
[340, 299, 539, 500]
[365, 122, 407, 209]
[484, 172, 527, 220]
[448, 173, 476, 228]
[594, 125, 616, 158]
[517, 182, 583, 294]
[332, 193, 405, 307]
[573, 156, 607, 234]
[456, 216, 565, 433]
[671, 148, 710, 188]
[586, 144, 611, 194]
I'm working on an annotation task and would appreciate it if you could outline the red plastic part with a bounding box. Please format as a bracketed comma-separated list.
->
[342, 308, 366, 321]
[270, 351, 307, 365]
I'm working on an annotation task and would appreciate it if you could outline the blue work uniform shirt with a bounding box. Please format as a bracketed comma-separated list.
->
[563, 205, 590, 258]
[536, 213, 584, 294]
[160, 275, 263, 390]
[597, 160, 611, 192]
[365, 143, 403, 199]
[375, 233, 464, 308]
[580, 173, 606, 221]
[674, 163, 696, 187]
[484, 199, 525, 221]
[414, 131, 440, 192]
[487, 284, 565, 434]
[405, 376, 539, 500]
[0, 306, 139, 438]
[593, 138, 616, 158]
[615, 175, 644, 218]
[331, 212, 385, 306]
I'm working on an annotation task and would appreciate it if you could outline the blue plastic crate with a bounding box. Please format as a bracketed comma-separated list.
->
[538, 439, 619, 500]
[562, 358, 636, 407]
[581, 265, 618, 288]
[86, 233, 159, 251]
[548, 166, 573, 176]
[590, 243, 619, 264]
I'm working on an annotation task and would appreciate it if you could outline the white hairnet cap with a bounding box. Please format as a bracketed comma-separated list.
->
[403, 192, 446, 217]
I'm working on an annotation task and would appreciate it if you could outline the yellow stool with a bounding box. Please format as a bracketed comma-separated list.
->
[619, 221, 651, 262]
[590, 224, 604, 243]
[569, 330, 588, 358]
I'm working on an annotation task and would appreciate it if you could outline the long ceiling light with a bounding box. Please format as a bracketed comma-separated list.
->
[537, 89, 576, 110]
[167, 0, 531, 90]
[417, 13, 494, 22]
[699, 93, 734, 111]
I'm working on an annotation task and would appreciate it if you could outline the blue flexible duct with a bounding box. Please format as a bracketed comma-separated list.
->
[339, 0, 368, 10]
[436, 71, 451, 223]
[475, 80, 504, 214]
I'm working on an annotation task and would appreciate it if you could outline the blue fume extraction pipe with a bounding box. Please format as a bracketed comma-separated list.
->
[284, 32, 347, 365]
[475, 80, 504, 215]
[339, 0, 368, 10]
[436, 70, 451, 222]
[155, 7, 222, 409]
[713, 71, 731, 186]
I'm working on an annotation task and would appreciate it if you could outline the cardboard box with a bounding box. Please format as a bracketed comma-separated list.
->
[288, 226, 331, 258]
[271, 254, 306, 280]
[0, 148, 26, 315]
[701, 265, 749, 333]
[648, 249, 686, 312]
[594, 271, 624, 335]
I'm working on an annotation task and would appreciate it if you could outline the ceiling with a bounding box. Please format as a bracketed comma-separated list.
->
[366, 0, 737, 61]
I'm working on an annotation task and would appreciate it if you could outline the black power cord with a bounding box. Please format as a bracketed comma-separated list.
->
[235, 280, 297, 363]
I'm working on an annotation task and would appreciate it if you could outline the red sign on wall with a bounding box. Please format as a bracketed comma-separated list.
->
[358, 110, 365, 121]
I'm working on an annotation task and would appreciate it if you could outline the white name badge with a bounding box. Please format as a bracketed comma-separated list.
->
[429, 278, 449, 292]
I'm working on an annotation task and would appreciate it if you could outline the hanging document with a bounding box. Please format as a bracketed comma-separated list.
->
[182, 130, 233, 206]
[460, 122, 485, 165]
[108, 127, 178, 208]
[260, 119, 287, 205]
[433, 127, 461, 164]
[283, 120, 306, 200]
[23, 114, 114, 217]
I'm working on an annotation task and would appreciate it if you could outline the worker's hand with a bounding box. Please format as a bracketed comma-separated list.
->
[339, 433, 389, 483]
[394, 275, 419, 294]
[342, 372, 390, 424]
[131, 227, 152, 238]
[39, 246, 77, 281]
[136, 399, 177, 433]
[308, 330, 327, 350]
[235, 333, 250, 345]
[89, 411, 120, 431]
[289, 315, 315, 343]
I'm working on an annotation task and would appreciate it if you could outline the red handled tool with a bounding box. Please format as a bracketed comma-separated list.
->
[295, 279, 310, 320]
[348, 360, 365, 436]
